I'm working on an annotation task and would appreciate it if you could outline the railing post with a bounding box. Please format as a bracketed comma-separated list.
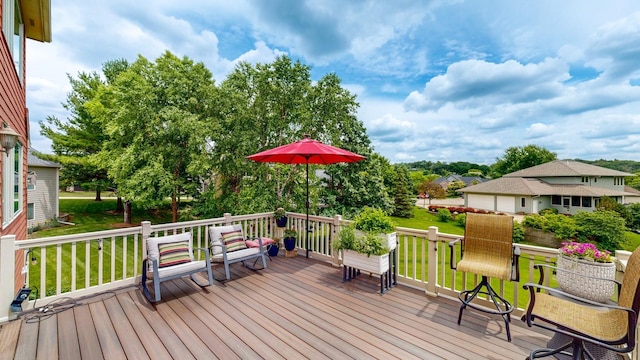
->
[223, 213, 233, 225]
[0, 235, 16, 322]
[141, 221, 151, 257]
[425, 226, 439, 297]
[331, 215, 342, 266]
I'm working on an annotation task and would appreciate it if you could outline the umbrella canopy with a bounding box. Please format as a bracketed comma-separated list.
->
[247, 135, 366, 257]
[246, 135, 366, 164]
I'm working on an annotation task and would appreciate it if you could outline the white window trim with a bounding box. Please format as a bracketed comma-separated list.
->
[3, 143, 23, 227]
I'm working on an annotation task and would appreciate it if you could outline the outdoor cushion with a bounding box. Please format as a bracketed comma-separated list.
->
[147, 232, 194, 265]
[210, 247, 261, 262]
[221, 230, 247, 252]
[158, 241, 191, 268]
[246, 237, 274, 248]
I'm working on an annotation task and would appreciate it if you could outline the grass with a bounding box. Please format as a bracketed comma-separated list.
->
[27, 199, 174, 297]
[31, 199, 174, 238]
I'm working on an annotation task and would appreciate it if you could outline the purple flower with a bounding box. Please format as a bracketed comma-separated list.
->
[559, 241, 613, 263]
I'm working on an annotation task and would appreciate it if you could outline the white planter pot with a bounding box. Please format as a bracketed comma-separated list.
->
[384, 232, 397, 251]
[354, 231, 397, 251]
[556, 254, 616, 303]
[342, 249, 389, 275]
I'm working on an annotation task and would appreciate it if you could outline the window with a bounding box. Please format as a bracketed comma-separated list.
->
[582, 197, 592, 208]
[571, 196, 581, 207]
[551, 195, 561, 205]
[2, 0, 25, 83]
[27, 172, 35, 190]
[27, 203, 34, 220]
[521, 197, 526, 207]
[3, 143, 22, 226]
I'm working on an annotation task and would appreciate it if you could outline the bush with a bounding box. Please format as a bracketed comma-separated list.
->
[539, 208, 558, 215]
[629, 203, 640, 231]
[438, 208, 452, 222]
[512, 221, 525, 243]
[574, 210, 625, 252]
[456, 213, 466, 227]
[522, 213, 576, 240]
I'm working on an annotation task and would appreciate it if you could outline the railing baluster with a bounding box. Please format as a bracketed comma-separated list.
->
[56, 244, 62, 295]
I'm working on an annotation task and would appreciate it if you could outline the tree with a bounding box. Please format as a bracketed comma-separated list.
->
[196, 55, 389, 219]
[491, 145, 557, 177]
[392, 166, 414, 218]
[627, 171, 640, 190]
[446, 180, 466, 197]
[92, 52, 217, 222]
[419, 181, 445, 203]
[39, 60, 129, 202]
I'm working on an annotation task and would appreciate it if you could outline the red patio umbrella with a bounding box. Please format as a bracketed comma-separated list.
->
[247, 135, 366, 257]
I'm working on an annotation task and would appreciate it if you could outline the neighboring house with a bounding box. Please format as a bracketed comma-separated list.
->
[27, 150, 60, 229]
[459, 160, 637, 215]
[434, 174, 485, 189]
[0, 0, 52, 293]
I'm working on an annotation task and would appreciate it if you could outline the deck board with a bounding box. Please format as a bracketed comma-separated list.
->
[0, 255, 550, 359]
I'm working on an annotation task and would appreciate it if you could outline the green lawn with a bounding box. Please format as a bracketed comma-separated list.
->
[31, 199, 174, 238]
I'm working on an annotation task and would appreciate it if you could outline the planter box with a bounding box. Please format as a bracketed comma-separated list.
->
[556, 254, 616, 303]
[354, 231, 397, 251]
[342, 249, 389, 275]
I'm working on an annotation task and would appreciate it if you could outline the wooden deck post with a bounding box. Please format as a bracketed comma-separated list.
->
[0, 235, 16, 322]
[425, 226, 438, 297]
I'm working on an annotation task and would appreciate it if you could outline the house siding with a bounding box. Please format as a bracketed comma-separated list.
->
[27, 165, 58, 228]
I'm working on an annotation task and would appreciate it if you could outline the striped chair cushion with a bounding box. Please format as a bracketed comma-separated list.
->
[158, 241, 191, 268]
[221, 230, 247, 252]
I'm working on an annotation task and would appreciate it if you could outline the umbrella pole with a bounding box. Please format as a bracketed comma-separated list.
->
[306, 162, 310, 258]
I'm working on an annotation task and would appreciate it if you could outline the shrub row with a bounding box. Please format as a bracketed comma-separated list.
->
[427, 205, 505, 216]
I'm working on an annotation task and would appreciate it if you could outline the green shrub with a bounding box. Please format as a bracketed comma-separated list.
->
[522, 214, 544, 229]
[333, 225, 389, 256]
[456, 213, 466, 227]
[512, 221, 525, 243]
[438, 208, 452, 222]
[629, 203, 640, 231]
[574, 210, 625, 252]
[539, 208, 558, 215]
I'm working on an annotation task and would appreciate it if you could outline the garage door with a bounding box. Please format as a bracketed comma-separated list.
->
[467, 194, 495, 211]
[496, 196, 515, 213]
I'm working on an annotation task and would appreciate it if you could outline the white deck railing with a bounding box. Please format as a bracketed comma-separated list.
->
[0, 212, 630, 325]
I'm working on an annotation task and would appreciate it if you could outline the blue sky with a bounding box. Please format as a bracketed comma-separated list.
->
[27, 0, 640, 165]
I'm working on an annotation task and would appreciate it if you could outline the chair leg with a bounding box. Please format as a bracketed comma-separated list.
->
[457, 276, 513, 342]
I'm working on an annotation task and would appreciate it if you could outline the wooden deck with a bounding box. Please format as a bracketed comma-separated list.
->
[0, 255, 550, 359]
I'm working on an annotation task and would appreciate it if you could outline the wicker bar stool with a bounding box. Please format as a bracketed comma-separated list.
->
[449, 213, 520, 342]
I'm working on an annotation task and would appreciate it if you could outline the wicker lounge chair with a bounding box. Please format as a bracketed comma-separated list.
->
[449, 213, 520, 342]
[522, 246, 640, 359]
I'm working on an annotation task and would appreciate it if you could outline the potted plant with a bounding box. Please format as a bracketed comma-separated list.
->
[283, 228, 297, 251]
[556, 241, 615, 302]
[352, 207, 397, 250]
[333, 225, 390, 274]
[268, 237, 281, 257]
[274, 208, 287, 228]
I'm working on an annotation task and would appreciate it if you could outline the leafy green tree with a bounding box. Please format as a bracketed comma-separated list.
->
[597, 196, 631, 225]
[392, 166, 414, 218]
[39, 60, 129, 202]
[627, 172, 640, 190]
[491, 145, 557, 177]
[446, 180, 466, 197]
[418, 181, 445, 203]
[92, 52, 217, 222]
[628, 203, 640, 230]
[198, 55, 388, 218]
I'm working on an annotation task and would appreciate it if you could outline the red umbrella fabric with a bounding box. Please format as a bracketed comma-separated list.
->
[247, 135, 366, 257]
[246, 135, 366, 164]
